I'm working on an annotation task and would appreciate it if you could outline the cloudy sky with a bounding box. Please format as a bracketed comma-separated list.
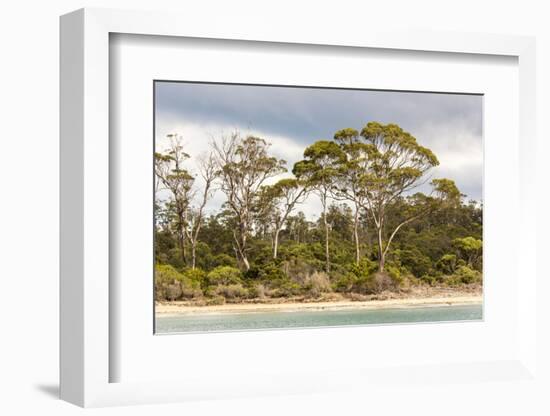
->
[155, 81, 483, 219]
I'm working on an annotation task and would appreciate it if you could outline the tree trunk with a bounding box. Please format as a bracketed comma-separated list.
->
[234, 221, 251, 271]
[191, 241, 196, 269]
[232, 228, 250, 271]
[177, 209, 187, 265]
[235, 244, 250, 270]
[178, 232, 186, 265]
[241, 231, 250, 270]
[353, 204, 360, 265]
[377, 226, 385, 272]
[242, 255, 250, 271]
[273, 228, 281, 259]
[237, 243, 250, 270]
[322, 197, 330, 273]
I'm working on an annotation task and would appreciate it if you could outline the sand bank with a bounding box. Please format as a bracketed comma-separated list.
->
[156, 293, 482, 316]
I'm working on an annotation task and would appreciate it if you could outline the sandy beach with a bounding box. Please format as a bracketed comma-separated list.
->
[156, 292, 482, 316]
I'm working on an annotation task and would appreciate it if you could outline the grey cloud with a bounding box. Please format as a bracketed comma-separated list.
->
[155, 81, 483, 200]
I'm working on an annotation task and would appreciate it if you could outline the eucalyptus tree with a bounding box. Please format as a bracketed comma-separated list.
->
[293, 141, 345, 273]
[260, 178, 310, 259]
[182, 154, 218, 269]
[212, 132, 286, 270]
[332, 128, 372, 264]
[154, 134, 194, 264]
[358, 122, 462, 272]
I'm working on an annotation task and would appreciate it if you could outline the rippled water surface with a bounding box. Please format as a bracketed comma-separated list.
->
[156, 303, 483, 334]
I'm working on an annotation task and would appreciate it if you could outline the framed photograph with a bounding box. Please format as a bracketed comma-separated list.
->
[60, 8, 538, 407]
[152, 81, 484, 335]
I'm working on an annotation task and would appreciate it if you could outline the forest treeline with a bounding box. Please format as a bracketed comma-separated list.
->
[154, 122, 482, 304]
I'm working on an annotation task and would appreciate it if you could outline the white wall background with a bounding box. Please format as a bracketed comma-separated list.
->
[0, 1, 548, 415]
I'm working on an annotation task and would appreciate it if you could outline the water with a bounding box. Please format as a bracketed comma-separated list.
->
[156, 303, 482, 334]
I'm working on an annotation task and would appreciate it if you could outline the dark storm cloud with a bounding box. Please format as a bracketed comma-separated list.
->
[155, 81, 483, 200]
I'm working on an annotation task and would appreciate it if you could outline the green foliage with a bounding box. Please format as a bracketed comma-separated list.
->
[214, 133, 287, 269]
[349, 257, 378, 279]
[155, 264, 203, 301]
[211, 284, 248, 300]
[206, 266, 242, 286]
[334, 258, 377, 294]
[293, 140, 346, 184]
[243, 262, 287, 284]
[454, 236, 482, 252]
[281, 257, 316, 283]
[155, 123, 483, 302]
[210, 253, 238, 268]
[268, 280, 303, 297]
[446, 265, 482, 286]
[436, 254, 458, 274]
[155, 264, 183, 284]
[370, 271, 400, 293]
[393, 248, 432, 278]
[333, 273, 358, 293]
[432, 178, 463, 206]
[181, 268, 206, 288]
[453, 236, 483, 271]
[385, 265, 401, 281]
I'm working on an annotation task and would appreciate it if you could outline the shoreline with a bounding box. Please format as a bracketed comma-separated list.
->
[156, 294, 482, 316]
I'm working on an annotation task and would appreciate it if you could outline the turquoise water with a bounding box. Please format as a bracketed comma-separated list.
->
[156, 303, 482, 334]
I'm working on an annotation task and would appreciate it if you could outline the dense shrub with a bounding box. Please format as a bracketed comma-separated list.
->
[212, 283, 248, 300]
[155, 263, 183, 283]
[303, 271, 332, 297]
[453, 237, 483, 271]
[282, 258, 316, 284]
[155, 264, 202, 300]
[370, 271, 399, 293]
[206, 266, 242, 286]
[436, 253, 458, 274]
[332, 257, 404, 294]
[333, 273, 358, 293]
[267, 281, 302, 297]
[355, 257, 378, 276]
[165, 248, 187, 270]
[164, 282, 183, 301]
[181, 268, 206, 288]
[394, 248, 432, 278]
[243, 262, 288, 287]
[212, 253, 238, 268]
[248, 283, 266, 299]
[259, 262, 288, 283]
[420, 274, 438, 286]
[334, 257, 377, 294]
[281, 242, 326, 271]
[446, 265, 482, 285]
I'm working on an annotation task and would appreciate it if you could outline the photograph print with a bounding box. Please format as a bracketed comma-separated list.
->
[154, 81, 483, 333]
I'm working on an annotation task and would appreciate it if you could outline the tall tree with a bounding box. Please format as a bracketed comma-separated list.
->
[182, 154, 218, 269]
[332, 128, 371, 264]
[294, 141, 345, 273]
[358, 122, 457, 272]
[213, 132, 286, 270]
[154, 134, 194, 264]
[260, 178, 309, 259]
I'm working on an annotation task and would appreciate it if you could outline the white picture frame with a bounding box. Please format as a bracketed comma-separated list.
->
[60, 7, 537, 408]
